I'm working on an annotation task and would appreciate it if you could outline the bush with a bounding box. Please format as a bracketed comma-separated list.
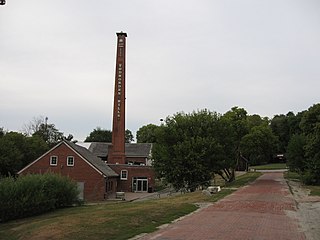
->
[0, 173, 80, 222]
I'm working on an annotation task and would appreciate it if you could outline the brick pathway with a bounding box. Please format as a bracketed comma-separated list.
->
[137, 173, 306, 240]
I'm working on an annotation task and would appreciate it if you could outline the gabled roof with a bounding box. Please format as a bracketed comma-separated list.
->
[18, 141, 118, 177]
[78, 142, 152, 158]
[64, 141, 118, 177]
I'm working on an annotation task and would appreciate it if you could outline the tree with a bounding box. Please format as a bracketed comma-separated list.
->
[299, 104, 320, 184]
[247, 114, 268, 130]
[33, 123, 64, 147]
[220, 107, 249, 181]
[85, 127, 112, 142]
[85, 128, 134, 143]
[153, 109, 235, 190]
[136, 124, 160, 143]
[240, 125, 279, 166]
[0, 132, 24, 176]
[0, 132, 48, 176]
[23, 116, 67, 147]
[125, 129, 134, 143]
[286, 134, 306, 173]
[270, 112, 303, 153]
[270, 114, 289, 153]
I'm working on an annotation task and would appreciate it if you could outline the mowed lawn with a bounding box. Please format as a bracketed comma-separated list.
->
[0, 172, 261, 240]
[249, 163, 287, 170]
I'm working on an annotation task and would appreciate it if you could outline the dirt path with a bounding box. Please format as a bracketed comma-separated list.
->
[136, 173, 306, 240]
[287, 180, 320, 240]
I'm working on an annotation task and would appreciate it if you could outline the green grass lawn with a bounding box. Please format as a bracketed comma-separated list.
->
[308, 185, 320, 196]
[0, 172, 261, 240]
[249, 163, 287, 170]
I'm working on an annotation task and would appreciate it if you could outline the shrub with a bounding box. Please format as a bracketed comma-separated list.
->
[0, 173, 80, 222]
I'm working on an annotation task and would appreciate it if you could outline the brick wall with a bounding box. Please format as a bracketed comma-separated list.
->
[108, 164, 155, 192]
[19, 143, 111, 202]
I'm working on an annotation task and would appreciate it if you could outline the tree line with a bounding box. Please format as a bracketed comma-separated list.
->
[1, 103, 319, 187]
[137, 104, 320, 189]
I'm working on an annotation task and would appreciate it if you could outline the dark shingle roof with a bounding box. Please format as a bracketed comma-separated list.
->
[85, 142, 152, 158]
[65, 141, 118, 177]
[88, 142, 111, 157]
[125, 143, 152, 157]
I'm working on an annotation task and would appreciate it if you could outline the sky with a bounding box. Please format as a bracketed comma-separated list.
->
[1, 0, 320, 141]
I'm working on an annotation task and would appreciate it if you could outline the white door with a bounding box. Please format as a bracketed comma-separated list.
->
[77, 182, 84, 200]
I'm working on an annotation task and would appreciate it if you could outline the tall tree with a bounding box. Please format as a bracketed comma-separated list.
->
[270, 112, 303, 153]
[299, 104, 320, 184]
[220, 107, 249, 181]
[125, 129, 134, 143]
[136, 124, 160, 143]
[33, 123, 63, 147]
[85, 128, 112, 142]
[23, 116, 66, 147]
[247, 114, 268, 130]
[286, 134, 306, 173]
[153, 109, 235, 190]
[0, 132, 48, 176]
[240, 125, 279, 165]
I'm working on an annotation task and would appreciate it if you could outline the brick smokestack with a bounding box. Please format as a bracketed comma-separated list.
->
[108, 32, 127, 164]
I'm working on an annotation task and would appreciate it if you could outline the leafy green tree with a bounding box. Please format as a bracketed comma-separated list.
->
[270, 112, 303, 153]
[300, 104, 320, 184]
[33, 123, 63, 147]
[24, 135, 49, 166]
[136, 124, 160, 143]
[220, 107, 249, 181]
[23, 116, 67, 147]
[153, 109, 235, 190]
[240, 125, 279, 166]
[85, 127, 112, 142]
[0, 132, 48, 176]
[85, 128, 134, 143]
[270, 114, 289, 153]
[125, 129, 134, 143]
[286, 134, 306, 172]
[0, 133, 23, 176]
[247, 114, 268, 130]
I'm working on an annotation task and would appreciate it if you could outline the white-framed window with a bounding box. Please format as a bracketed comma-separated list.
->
[120, 170, 128, 180]
[67, 156, 74, 166]
[50, 156, 58, 166]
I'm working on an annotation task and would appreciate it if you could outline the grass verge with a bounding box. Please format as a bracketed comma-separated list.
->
[284, 171, 320, 196]
[249, 163, 287, 170]
[0, 172, 261, 240]
[308, 185, 320, 196]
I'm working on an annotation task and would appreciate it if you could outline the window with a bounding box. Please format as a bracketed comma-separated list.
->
[120, 170, 128, 180]
[50, 156, 58, 166]
[67, 156, 74, 166]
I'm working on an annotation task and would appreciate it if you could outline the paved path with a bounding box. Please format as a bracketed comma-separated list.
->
[137, 172, 306, 240]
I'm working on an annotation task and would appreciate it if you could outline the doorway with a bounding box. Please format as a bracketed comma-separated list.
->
[132, 177, 148, 192]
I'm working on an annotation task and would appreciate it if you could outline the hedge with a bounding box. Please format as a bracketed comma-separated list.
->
[0, 173, 80, 222]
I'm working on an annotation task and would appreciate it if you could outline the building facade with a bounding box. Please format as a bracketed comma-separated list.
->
[18, 141, 118, 202]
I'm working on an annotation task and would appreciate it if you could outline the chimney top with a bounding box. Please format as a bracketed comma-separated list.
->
[116, 32, 127, 37]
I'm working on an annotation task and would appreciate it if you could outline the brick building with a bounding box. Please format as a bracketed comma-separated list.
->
[80, 142, 155, 193]
[19, 32, 155, 201]
[18, 140, 118, 202]
[18, 141, 154, 201]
